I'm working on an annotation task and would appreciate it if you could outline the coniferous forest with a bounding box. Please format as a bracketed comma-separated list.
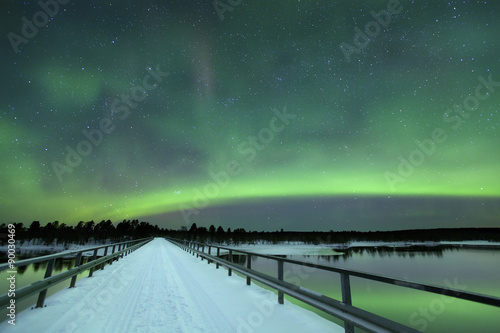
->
[1, 220, 500, 247]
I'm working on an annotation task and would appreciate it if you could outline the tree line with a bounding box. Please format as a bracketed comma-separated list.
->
[1, 220, 499, 247]
[168, 224, 500, 244]
[0, 220, 162, 246]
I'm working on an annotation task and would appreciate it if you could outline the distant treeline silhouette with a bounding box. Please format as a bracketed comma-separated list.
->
[1, 220, 499, 246]
[0, 220, 161, 246]
[172, 223, 500, 244]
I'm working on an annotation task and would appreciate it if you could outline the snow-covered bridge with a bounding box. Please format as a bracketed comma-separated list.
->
[0, 238, 343, 332]
[2, 237, 499, 333]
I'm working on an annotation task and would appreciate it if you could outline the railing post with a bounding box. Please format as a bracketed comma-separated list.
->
[117, 244, 122, 260]
[216, 247, 220, 269]
[278, 260, 284, 304]
[36, 258, 55, 308]
[201, 245, 204, 261]
[228, 249, 232, 276]
[70, 252, 83, 288]
[101, 246, 108, 270]
[207, 245, 212, 264]
[88, 249, 98, 277]
[109, 245, 116, 265]
[246, 254, 252, 285]
[340, 273, 354, 333]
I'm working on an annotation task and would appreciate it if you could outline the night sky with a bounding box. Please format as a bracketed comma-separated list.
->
[1, 1, 499, 231]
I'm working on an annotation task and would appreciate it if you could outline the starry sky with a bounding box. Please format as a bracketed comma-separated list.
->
[1, 0, 499, 231]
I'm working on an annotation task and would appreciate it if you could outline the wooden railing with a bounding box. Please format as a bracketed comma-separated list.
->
[166, 237, 500, 333]
[0, 237, 153, 309]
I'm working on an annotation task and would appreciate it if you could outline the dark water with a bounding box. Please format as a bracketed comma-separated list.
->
[0, 253, 102, 322]
[226, 247, 500, 333]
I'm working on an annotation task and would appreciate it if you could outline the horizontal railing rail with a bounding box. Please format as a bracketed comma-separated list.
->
[0, 238, 151, 272]
[166, 237, 500, 333]
[0, 237, 153, 309]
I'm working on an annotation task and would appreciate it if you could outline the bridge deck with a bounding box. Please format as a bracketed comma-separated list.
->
[1, 238, 342, 332]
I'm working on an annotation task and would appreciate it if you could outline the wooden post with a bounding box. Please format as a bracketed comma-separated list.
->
[246, 254, 252, 285]
[88, 249, 98, 277]
[278, 260, 284, 304]
[101, 246, 108, 270]
[340, 273, 352, 305]
[207, 245, 211, 264]
[70, 252, 83, 288]
[36, 258, 55, 308]
[216, 247, 220, 269]
[117, 244, 122, 260]
[228, 250, 232, 276]
[341, 273, 354, 333]
[109, 245, 116, 265]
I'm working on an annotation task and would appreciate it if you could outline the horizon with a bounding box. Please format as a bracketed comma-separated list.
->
[2, 194, 500, 232]
[4, 215, 500, 234]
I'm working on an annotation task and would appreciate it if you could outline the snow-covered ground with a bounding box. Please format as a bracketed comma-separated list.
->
[0, 238, 343, 333]
[342, 240, 500, 248]
[0, 240, 143, 260]
[0, 239, 112, 251]
[0, 239, 116, 259]
[228, 243, 345, 255]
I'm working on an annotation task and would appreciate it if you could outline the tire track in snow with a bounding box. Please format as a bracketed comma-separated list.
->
[164, 240, 235, 332]
[131, 239, 194, 332]
[100, 238, 215, 333]
[31, 239, 235, 332]
[40, 241, 149, 333]
[100, 239, 163, 333]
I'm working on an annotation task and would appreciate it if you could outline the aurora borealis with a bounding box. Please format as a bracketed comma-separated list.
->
[1, 0, 499, 231]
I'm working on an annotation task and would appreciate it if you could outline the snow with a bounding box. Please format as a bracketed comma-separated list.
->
[0, 239, 114, 259]
[338, 240, 500, 249]
[0, 238, 343, 333]
[228, 243, 345, 255]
